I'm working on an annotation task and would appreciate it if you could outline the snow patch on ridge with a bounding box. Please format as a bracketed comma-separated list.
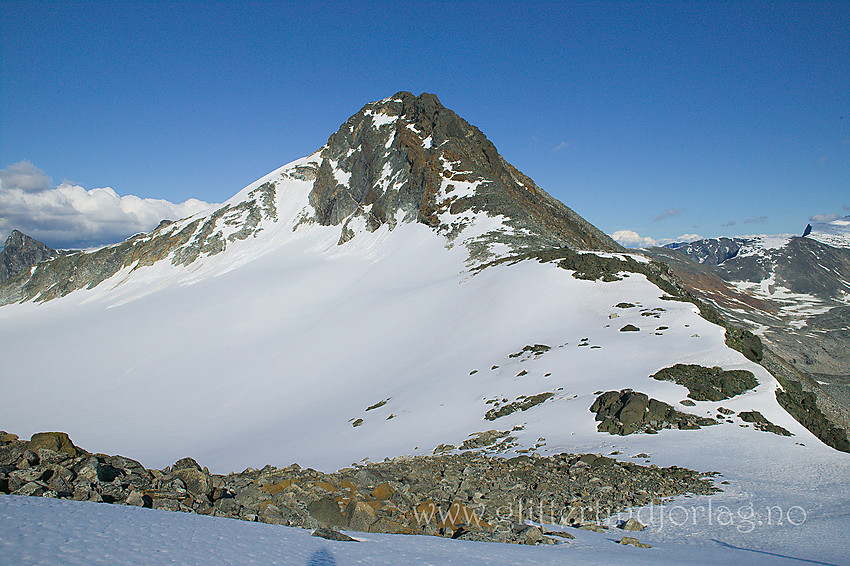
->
[363, 108, 398, 129]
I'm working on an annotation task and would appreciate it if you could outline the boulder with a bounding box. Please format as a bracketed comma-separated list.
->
[345, 500, 378, 532]
[29, 432, 83, 456]
[618, 536, 652, 548]
[172, 466, 211, 498]
[619, 518, 645, 531]
[312, 525, 357, 542]
[307, 496, 346, 528]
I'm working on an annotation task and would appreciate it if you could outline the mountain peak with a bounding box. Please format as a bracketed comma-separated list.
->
[0, 230, 60, 284]
[0, 93, 621, 304]
[309, 92, 621, 257]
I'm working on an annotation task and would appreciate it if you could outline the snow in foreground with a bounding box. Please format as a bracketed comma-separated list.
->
[2, 495, 845, 566]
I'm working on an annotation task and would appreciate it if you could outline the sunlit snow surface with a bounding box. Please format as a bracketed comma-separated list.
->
[2, 495, 848, 565]
[808, 216, 850, 249]
[1, 164, 849, 565]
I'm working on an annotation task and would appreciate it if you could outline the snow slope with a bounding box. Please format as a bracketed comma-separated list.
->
[2, 495, 847, 565]
[2, 97, 849, 564]
[808, 215, 850, 249]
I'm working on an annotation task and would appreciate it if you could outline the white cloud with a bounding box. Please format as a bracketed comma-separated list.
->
[551, 141, 570, 153]
[675, 233, 702, 242]
[612, 230, 658, 248]
[612, 230, 702, 249]
[810, 213, 840, 223]
[0, 161, 216, 249]
[0, 160, 52, 193]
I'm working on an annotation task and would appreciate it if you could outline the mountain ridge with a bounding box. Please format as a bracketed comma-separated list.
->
[0, 92, 620, 306]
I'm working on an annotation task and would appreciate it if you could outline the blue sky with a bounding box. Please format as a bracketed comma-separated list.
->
[1, 0, 848, 248]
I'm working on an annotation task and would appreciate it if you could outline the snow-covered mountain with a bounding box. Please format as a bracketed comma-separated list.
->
[806, 215, 850, 249]
[1, 93, 849, 564]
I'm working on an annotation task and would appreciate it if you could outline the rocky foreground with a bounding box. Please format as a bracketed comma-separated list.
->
[1, 431, 719, 546]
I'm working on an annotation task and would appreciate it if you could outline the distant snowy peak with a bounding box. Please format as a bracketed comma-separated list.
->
[663, 218, 850, 267]
[805, 215, 850, 249]
[663, 235, 795, 266]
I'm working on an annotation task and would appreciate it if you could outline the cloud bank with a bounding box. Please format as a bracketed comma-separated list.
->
[0, 161, 216, 249]
[611, 229, 702, 249]
[810, 213, 840, 223]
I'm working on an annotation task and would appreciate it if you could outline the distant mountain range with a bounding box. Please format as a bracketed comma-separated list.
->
[646, 217, 850, 445]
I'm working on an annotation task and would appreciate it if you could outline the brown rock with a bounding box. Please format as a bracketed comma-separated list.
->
[371, 482, 394, 500]
[618, 536, 652, 548]
[438, 501, 491, 532]
[29, 432, 82, 456]
[0, 431, 19, 443]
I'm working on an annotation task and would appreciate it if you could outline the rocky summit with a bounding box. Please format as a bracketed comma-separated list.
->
[0, 230, 62, 284]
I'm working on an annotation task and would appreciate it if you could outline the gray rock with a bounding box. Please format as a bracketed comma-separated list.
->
[152, 498, 181, 512]
[312, 525, 358, 542]
[214, 497, 240, 515]
[590, 390, 717, 435]
[172, 466, 211, 498]
[619, 518, 645, 531]
[258, 502, 287, 525]
[0, 230, 60, 284]
[618, 536, 652, 548]
[345, 500, 378, 532]
[14, 481, 46, 497]
[125, 490, 152, 507]
[307, 497, 346, 528]
[36, 448, 69, 465]
[651, 364, 758, 401]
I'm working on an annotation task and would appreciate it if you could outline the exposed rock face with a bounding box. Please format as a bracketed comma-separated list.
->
[590, 390, 718, 435]
[0, 230, 61, 283]
[649, 236, 850, 378]
[307, 92, 622, 261]
[1, 431, 720, 545]
[0, 183, 275, 305]
[28, 432, 84, 457]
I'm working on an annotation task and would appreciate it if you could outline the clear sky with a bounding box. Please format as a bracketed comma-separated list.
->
[1, 0, 848, 248]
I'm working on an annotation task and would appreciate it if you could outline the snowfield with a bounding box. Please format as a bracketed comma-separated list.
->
[2, 494, 847, 565]
[2, 157, 849, 565]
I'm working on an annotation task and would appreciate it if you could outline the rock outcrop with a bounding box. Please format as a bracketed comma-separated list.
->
[650, 364, 758, 401]
[0, 230, 61, 283]
[0, 431, 720, 545]
[590, 390, 718, 435]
